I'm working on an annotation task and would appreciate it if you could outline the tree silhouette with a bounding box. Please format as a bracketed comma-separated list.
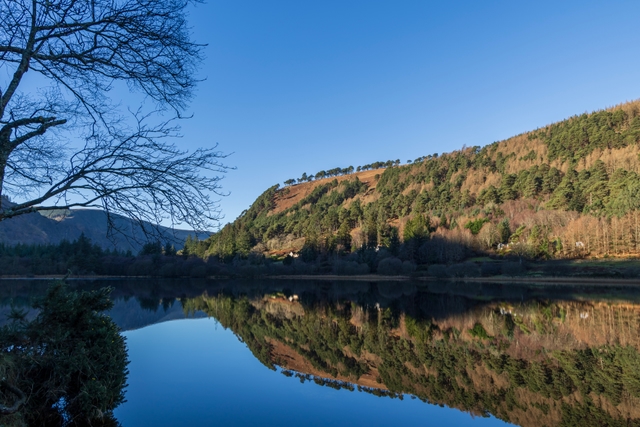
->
[0, 0, 228, 236]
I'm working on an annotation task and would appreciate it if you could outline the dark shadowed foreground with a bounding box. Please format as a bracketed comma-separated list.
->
[0, 282, 128, 426]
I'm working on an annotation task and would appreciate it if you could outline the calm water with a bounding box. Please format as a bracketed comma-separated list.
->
[4, 278, 640, 427]
[116, 317, 509, 427]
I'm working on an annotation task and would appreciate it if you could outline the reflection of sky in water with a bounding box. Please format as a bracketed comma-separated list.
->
[115, 318, 513, 427]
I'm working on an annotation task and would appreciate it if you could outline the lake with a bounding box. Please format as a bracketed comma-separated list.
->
[3, 278, 640, 426]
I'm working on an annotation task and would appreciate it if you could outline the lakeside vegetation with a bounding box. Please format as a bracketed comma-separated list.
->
[4, 233, 640, 280]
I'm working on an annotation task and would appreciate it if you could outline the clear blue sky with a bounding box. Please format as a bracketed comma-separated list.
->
[176, 0, 640, 227]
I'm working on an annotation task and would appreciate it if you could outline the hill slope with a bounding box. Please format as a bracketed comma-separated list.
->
[0, 197, 207, 252]
[200, 100, 640, 267]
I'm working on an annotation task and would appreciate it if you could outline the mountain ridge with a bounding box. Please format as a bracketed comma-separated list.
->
[0, 196, 207, 252]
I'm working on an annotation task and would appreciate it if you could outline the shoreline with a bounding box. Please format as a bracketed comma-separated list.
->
[1, 273, 640, 287]
[267, 275, 640, 286]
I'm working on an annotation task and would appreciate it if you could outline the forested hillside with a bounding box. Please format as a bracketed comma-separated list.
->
[195, 100, 640, 272]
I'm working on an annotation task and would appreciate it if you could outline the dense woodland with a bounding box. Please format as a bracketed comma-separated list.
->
[183, 290, 640, 427]
[197, 101, 640, 272]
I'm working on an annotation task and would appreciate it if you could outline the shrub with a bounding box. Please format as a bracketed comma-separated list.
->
[469, 322, 492, 339]
[159, 262, 179, 278]
[402, 260, 417, 275]
[464, 218, 489, 235]
[480, 262, 502, 277]
[542, 262, 572, 277]
[502, 261, 526, 276]
[126, 258, 154, 276]
[293, 260, 318, 275]
[237, 264, 267, 278]
[622, 267, 640, 278]
[332, 260, 370, 275]
[377, 257, 403, 275]
[447, 262, 480, 277]
[427, 264, 449, 278]
[190, 265, 208, 278]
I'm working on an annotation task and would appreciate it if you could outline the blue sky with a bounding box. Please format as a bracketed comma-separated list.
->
[172, 0, 640, 226]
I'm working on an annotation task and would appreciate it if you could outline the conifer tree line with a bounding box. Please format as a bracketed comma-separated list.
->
[283, 159, 404, 186]
[0, 234, 219, 277]
[203, 101, 640, 268]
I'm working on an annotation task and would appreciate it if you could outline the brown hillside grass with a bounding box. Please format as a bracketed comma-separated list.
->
[267, 337, 385, 389]
[401, 182, 432, 196]
[580, 145, 640, 174]
[271, 169, 383, 215]
[460, 171, 501, 195]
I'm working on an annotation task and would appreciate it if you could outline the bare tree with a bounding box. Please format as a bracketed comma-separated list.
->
[0, 0, 228, 235]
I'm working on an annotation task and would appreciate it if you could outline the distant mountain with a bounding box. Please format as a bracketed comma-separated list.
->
[107, 298, 207, 331]
[0, 197, 209, 252]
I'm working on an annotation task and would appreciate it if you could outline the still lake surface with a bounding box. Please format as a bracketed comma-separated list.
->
[4, 278, 640, 426]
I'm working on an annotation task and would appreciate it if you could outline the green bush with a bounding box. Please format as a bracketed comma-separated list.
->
[469, 322, 492, 340]
[377, 257, 403, 275]
[427, 264, 449, 278]
[464, 218, 489, 235]
[447, 262, 480, 277]
[502, 261, 526, 276]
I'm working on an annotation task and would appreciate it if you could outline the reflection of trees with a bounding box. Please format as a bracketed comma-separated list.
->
[184, 292, 640, 427]
[280, 370, 407, 399]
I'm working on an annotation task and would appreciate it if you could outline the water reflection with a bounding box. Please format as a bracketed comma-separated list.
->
[3, 278, 640, 426]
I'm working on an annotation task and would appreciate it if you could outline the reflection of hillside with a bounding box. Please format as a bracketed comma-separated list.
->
[108, 298, 207, 331]
[183, 290, 640, 427]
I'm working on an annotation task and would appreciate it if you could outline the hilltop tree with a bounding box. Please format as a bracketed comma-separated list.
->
[0, 0, 228, 235]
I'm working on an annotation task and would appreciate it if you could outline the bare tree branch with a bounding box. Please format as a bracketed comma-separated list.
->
[0, 380, 26, 415]
[0, 0, 227, 237]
